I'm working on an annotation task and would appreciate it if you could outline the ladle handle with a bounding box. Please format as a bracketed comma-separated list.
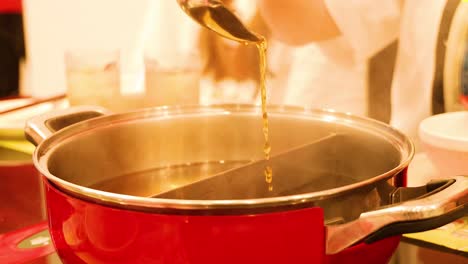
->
[0, 221, 55, 263]
[326, 176, 468, 255]
[24, 106, 110, 146]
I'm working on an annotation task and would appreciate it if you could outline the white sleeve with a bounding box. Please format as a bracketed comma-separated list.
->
[390, 0, 448, 151]
[324, 0, 402, 61]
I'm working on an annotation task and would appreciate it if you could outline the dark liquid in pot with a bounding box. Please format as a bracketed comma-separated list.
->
[90, 160, 358, 199]
[79, 119, 403, 200]
[90, 160, 249, 197]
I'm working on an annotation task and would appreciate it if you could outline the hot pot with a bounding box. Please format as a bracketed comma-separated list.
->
[13, 105, 468, 263]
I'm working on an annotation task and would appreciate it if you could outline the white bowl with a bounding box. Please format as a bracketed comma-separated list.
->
[419, 111, 468, 177]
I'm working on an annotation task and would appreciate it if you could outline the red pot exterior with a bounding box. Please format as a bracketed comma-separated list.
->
[0, 163, 45, 234]
[44, 176, 404, 264]
[45, 178, 327, 264]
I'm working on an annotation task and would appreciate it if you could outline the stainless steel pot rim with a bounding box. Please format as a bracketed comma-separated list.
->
[32, 104, 415, 212]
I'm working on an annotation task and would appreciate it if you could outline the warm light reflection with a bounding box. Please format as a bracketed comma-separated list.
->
[323, 115, 337, 122]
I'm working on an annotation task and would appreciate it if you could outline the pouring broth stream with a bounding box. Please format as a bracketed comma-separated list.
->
[185, 3, 273, 190]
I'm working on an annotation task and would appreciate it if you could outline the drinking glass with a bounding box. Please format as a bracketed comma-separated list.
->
[143, 53, 202, 107]
[65, 51, 120, 109]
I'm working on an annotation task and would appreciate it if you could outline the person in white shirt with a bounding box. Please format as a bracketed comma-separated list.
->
[256, 0, 451, 151]
[257, 0, 402, 117]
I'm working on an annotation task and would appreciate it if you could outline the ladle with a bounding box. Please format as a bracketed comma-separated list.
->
[176, 0, 262, 43]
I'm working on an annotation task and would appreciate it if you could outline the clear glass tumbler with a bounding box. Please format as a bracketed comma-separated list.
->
[143, 53, 202, 107]
[65, 50, 120, 109]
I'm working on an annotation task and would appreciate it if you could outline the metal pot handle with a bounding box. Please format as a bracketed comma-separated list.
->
[326, 175, 468, 255]
[25, 106, 110, 146]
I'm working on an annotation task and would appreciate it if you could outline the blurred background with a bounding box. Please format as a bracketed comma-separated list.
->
[1, 0, 466, 119]
[0, 0, 24, 98]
